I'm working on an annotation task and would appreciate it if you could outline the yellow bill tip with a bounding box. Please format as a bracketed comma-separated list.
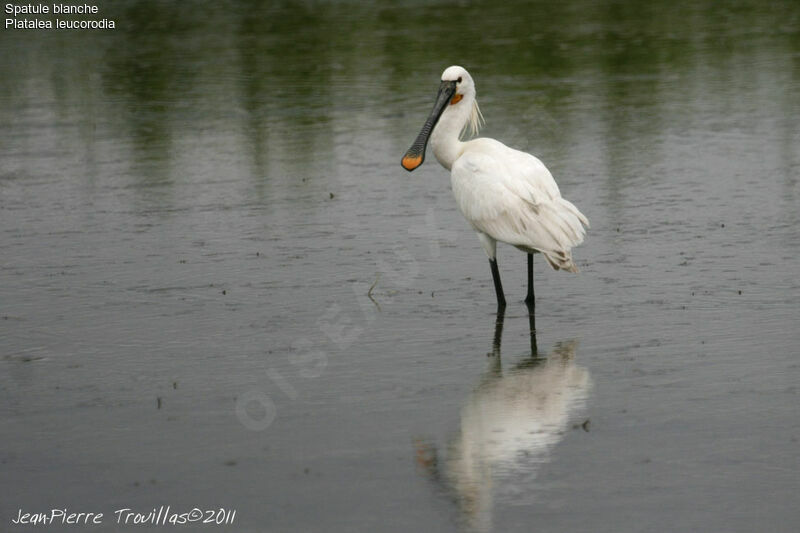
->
[401, 154, 423, 171]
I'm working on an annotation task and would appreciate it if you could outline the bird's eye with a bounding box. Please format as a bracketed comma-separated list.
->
[457, 77, 463, 83]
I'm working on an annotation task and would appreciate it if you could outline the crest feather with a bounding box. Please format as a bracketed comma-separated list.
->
[460, 99, 484, 139]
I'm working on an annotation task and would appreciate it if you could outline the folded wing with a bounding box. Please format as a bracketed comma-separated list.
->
[451, 141, 589, 271]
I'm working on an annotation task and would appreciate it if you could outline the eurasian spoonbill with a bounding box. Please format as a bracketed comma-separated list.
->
[401, 66, 589, 308]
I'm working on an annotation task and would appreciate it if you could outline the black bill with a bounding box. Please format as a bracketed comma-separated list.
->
[401, 80, 457, 171]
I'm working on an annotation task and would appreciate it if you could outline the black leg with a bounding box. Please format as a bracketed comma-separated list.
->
[525, 253, 535, 306]
[491, 306, 505, 358]
[527, 299, 538, 356]
[514, 302, 542, 369]
[489, 258, 506, 309]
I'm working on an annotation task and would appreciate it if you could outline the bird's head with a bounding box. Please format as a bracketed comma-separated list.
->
[440, 65, 475, 104]
[401, 65, 481, 172]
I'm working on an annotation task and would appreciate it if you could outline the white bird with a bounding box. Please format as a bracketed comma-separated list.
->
[402, 65, 589, 308]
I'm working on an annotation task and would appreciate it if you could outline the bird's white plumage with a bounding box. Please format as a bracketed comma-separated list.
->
[430, 66, 589, 272]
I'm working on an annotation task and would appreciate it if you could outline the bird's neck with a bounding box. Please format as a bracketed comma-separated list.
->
[430, 100, 471, 171]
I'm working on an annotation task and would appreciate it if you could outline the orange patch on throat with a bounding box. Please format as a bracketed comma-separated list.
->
[450, 94, 463, 105]
[401, 154, 423, 171]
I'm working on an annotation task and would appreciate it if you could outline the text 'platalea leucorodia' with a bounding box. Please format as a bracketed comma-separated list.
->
[402, 65, 589, 309]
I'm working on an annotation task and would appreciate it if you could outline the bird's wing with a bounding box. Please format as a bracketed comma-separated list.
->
[451, 149, 588, 270]
[508, 148, 590, 230]
[499, 146, 563, 205]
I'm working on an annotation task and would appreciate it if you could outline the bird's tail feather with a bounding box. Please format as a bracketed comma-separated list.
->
[484, 195, 589, 273]
[557, 198, 590, 229]
[539, 198, 588, 272]
[542, 249, 579, 273]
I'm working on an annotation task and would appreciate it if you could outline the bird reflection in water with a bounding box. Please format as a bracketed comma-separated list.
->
[415, 307, 591, 532]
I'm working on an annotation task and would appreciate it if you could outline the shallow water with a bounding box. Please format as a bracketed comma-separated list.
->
[1, 1, 799, 531]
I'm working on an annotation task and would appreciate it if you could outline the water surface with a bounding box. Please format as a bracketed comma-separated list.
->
[1, 1, 799, 532]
